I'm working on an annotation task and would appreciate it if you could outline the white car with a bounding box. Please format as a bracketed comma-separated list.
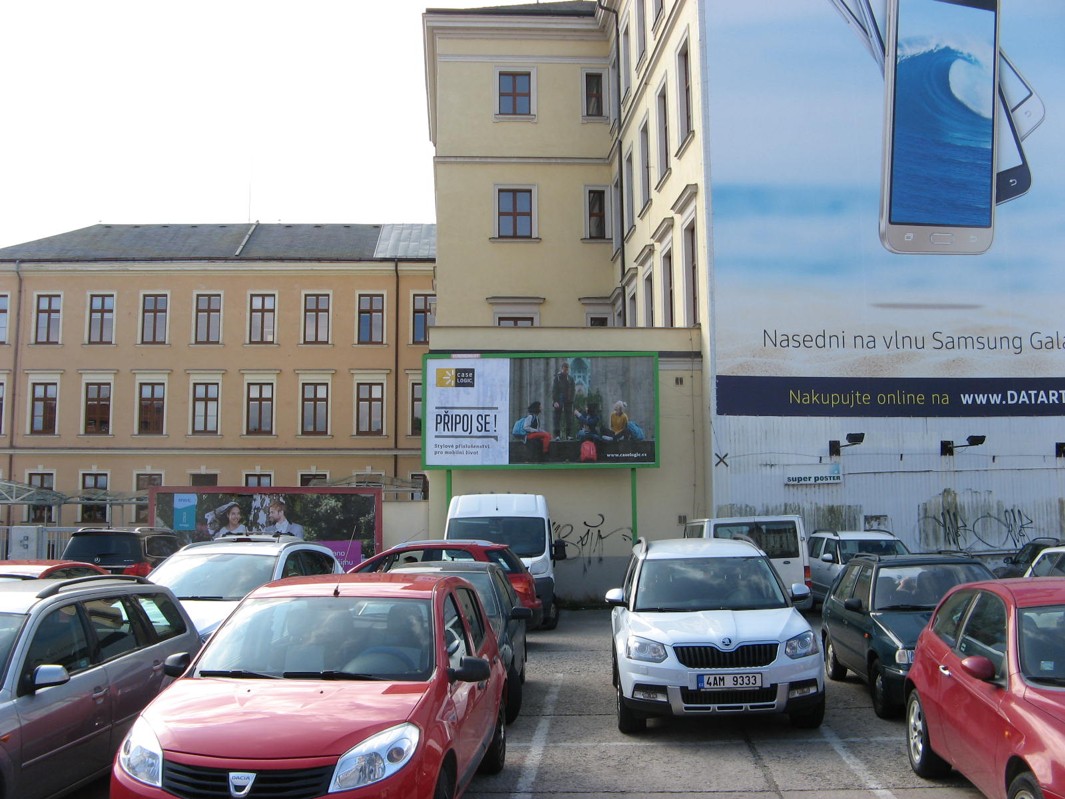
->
[1025, 544, 1065, 577]
[147, 534, 343, 641]
[808, 529, 910, 603]
[606, 537, 824, 733]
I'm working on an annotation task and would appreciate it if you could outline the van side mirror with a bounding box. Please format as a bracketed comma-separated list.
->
[552, 539, 567, 561]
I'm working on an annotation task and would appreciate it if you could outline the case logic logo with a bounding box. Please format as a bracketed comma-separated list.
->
[436, 368, 475, 388]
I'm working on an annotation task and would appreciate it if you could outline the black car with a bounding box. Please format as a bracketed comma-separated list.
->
[993, 537, 1061, 578]
[61, 527, 187, 578]
[393, 560, 531, 723]
[820, 553, 995, 718]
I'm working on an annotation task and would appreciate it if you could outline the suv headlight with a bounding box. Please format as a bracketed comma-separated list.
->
[895, 648, 915, 665]
[784, 630, 818, 660]
[625, 635, 667, 663]
[118, 717, 163, 787]
[330, 723, 420, 792]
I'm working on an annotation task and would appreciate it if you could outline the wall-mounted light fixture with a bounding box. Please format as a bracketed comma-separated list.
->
[941, 435, 986, 456]
[829, 432, 865, 457]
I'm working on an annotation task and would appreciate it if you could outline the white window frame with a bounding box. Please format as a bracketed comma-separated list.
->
[351, 369, 390, 437]
[356, 290, 388, 346]
[488, 297, 543, 327]
[187, 370, 224, 436]
[247, 290, 278, 345]
[134, 370, 170, 437]
[675, 34, 694, 146]
[80, 371, 116, 436]
[638, 117, 652, 213]
[656, 78, 671, 185]
[26, 371, 61, 436]
[192, 291, 224, 345]
[78, 469, 111, 524]
[139, 290, 171, 345]
[242, 370, 279, 437]
[32, 291, 63, 345]
[85, 291, 117, 345]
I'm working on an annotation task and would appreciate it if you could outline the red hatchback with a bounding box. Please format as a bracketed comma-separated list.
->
[111, 573, 507, 799]
[352, 539, 543, 628]
[905, 577, 1065, 799]
[0, 559, 109, 580]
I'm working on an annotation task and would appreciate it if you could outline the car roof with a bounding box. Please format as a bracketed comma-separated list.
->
[179, 535, 330, 555]
[382, 539, 505, 551]
[953, 576, 1065, 608]
[850, 553, 989, 568]
[0, 575, 160, 613]
[638, 537, 764, 559]
[248, 571, 459, 600]
[1032, 545, 1065, 560]
[813, 530, 897, 539]
[392, 561, 500, 574]
[71, 527, 176, 536]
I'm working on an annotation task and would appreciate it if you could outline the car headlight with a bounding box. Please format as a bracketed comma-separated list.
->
[330, 723, 420, 793]
[785, 630, 818, 660]
[895, 648, 915, 665]
[118, 716, 164, 787]
[625, 634, 667, 663]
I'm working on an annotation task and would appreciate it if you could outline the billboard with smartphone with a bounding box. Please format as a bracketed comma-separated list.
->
[706, 0, 1063, 417]
[423, 352, 659, 469]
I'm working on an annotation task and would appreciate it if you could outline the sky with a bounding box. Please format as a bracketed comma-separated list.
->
[0, 0, 490, 249]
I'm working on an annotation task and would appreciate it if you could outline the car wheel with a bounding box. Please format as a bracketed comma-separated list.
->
[616, 681, 646, 734]
[824, 636, 847, 681]
[505, 670, 523, 724]
[906, 690, 951, 778]
[789, 693, 825, 729]
[478, 700, 506, 774]
[433, 763, 455, 799]
[540, 599, 560, 630]
[870, 659, 899, 719]
[1008, 772, 1045, 799]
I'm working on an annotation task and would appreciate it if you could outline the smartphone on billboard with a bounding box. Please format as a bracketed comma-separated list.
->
[995, 86, 1031, 202]
[999, 50, 1045, 139]
[880, 0, 999, 254]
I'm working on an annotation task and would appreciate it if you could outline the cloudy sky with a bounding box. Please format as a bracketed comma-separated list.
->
[0, 0, 489, 248]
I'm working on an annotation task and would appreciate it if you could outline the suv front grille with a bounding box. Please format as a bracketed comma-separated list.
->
[163, 761, 333, 799]
[673, 643, 778, 669]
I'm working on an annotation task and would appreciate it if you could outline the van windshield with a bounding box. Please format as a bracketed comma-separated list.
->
[448, 517, 546, 558]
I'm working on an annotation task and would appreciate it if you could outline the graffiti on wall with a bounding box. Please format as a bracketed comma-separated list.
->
[553, 513, 632, 573]
[919, 489, 1036, 552]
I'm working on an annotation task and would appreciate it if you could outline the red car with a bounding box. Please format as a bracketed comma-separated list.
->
[111, 573, 507, 799]
[352, 539, 543, 628]
[0, 558, 109, 580]
[905, 577, 1065, 799]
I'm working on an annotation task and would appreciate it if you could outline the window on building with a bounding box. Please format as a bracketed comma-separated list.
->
[662, 247, 675, 327]
[0, 382, 5, 436]
[412, 294, 435, 344]
[303, 294, 330, 343]
[584, 70, 605, 118]
[497, 188, 534, 239]
[411, 381, 423, 436]
[81, 472, 108, 523]
[190, 474, 218, 487]
[0, 295, 8, 343]
[30, 382, 58, 435]
[653, 0, 664, 22]
[410, 472, 428, 501]
[245, 473, 272, 488]
[588, 315, 610, 327]
[34, 294, 61, 344]
[194, 293, 222, 344]
[27, 472, 55, 523]
[623, 152, 635, 233]
[586, 188, 608, 240]
[678, 39, 693, 143]
[301, 382, 329, 435]
[84, 382, 111, 435]
[192, 382, 219, 434]
[300, 473, 328, 487]
[141, 294, 168, 344]
[134, 473, 162, 523]
[249, 293, 276, 344]
[644, 273, 655, 327]
[138, 383, 165, 435]
[639, 121, 651, 209]
[496, 316, 535, 327]
[612, 177, 622, 250]
[358, 294, 385, 344]
[635, 0, 647, 62]
[246, 383, 274, 435]
[356, 382, 384, 435]
[88, 294, 115, 344]
[657, 84, 671, 181]
[684, 220, 699, 325]
[621, 24, 631, 97]
[627, 292, 637, 328]
[498, 71, 531, 115]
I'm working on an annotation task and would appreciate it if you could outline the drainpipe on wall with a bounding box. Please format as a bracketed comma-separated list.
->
[5, 261, 22, 527]
[597, 0, 627, 326]
[393, 259, 400, 484]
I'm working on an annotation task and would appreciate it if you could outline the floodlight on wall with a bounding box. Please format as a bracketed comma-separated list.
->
[829, 432, 865, 457]
[940, 435, 986, 456]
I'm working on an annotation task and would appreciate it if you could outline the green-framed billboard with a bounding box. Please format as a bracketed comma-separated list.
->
[423, 352, 659, 470]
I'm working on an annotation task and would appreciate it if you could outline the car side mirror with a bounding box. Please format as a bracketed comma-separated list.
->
[959, 655, 997, 682]
[791, 583, 811, 602]
[820, 553, 835, 564]
[32, 664, 70, 692]
[164, 652, 192, 678]
[510, 605, 533, 621]
[843, 597, 863, 612]
[604, 587, 625, 606]
[552, 539, 568, 561]
[449, 656, 491, 683]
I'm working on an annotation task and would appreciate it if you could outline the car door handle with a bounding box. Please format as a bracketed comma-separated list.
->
[938, 665, 952, 678]
[92, 686, 108, 702]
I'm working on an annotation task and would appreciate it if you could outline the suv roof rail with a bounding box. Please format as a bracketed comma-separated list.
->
[36, 574, 149, 599]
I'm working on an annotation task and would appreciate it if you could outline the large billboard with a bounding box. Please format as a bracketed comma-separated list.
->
[423, 352, 659, 469]
[706, 0, 1065, 417]
[149, 486, 381, 568]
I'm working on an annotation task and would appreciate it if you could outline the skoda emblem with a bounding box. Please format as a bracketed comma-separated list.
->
[228, 772, 256, 798]
[721, 637, 733, 647]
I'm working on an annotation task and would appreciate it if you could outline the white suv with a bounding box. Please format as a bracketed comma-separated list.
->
[606, 537, 823, 733]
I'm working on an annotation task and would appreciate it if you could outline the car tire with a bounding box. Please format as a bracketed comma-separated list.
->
[540, 599, 560, 630]
[788, 693, 825, 729]
[824, 636, 847, 681]
[616, 681, 646, 734]
[478, 700, 507, 774]
[1008, 772, 1045, 799]
[906, 690, 951, 778]
[870, 659, 898, 719]
[505, 670, 523, 724]
[433, 763, 456, 799]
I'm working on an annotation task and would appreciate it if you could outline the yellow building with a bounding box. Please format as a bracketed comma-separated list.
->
[0, 223, 435, 530]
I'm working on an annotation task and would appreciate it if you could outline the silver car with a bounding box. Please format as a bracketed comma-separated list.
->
[0, 574, 199, 799]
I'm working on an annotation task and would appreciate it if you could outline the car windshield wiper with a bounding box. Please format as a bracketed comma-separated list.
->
[198, 669, 278, 679]
[876, 604, 933, 611]
[178, 595, 227, 601]
[282, 670, 387, 681]
[637, 606, 692, 612]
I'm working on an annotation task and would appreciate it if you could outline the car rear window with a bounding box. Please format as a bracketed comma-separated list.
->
[64, 533, 140, 563]
[712, 522, 800, 559]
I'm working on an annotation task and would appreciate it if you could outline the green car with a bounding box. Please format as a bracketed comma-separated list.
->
[820, 553, 994, 718]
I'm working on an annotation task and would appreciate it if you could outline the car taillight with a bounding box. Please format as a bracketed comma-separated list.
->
[124, 562, 153, 578]
[804, 564, 812, 589]
[514, 575, 541, 608]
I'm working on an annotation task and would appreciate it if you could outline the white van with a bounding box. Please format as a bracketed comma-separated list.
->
[445, 493, 566, 629]
[683, 515, 812, 610]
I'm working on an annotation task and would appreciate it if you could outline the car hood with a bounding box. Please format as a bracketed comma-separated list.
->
[871, 610, 933, 648]
[628, 607, 808, 646]
[180, 600, 240, 638]
[144, 678, 431, 758]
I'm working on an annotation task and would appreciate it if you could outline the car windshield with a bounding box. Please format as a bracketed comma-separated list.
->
[1019, 606, 1065, 685]
[839, 539, 909, 562]
[64, 534, 140, 562]
[150, 552, 276, 600]
[872, 563, 992, 610]
[196, 595, 434, 681]
[0, 613, 27, 671]
[635, 556, 787, 612]
[447, 517, 545, 558]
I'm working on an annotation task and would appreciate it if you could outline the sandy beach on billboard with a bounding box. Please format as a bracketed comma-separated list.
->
[715, 288, 1061, 378]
